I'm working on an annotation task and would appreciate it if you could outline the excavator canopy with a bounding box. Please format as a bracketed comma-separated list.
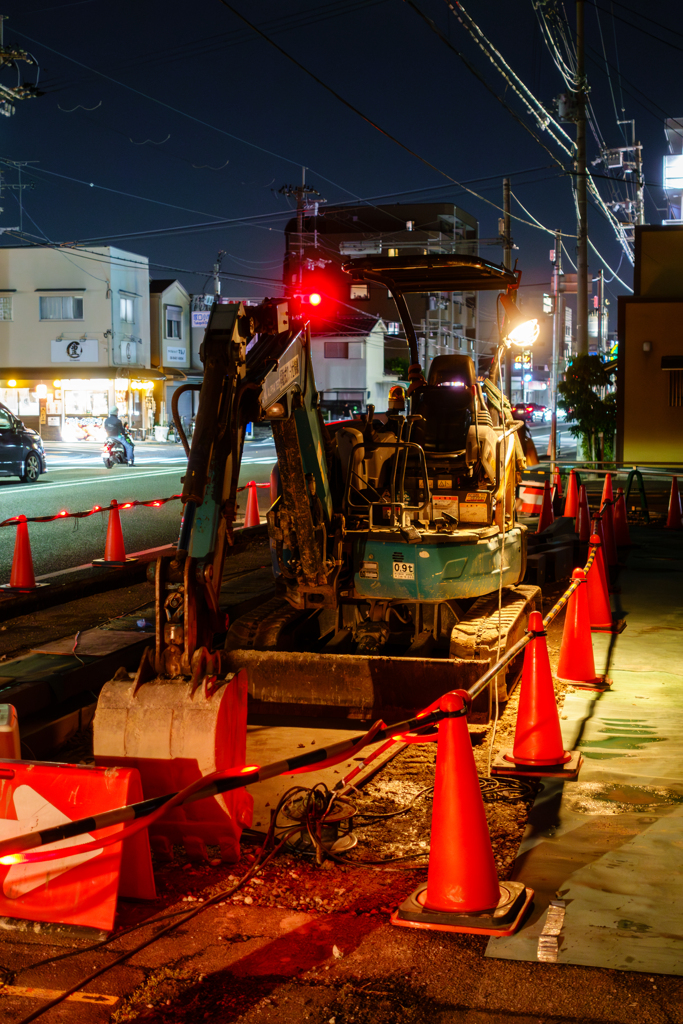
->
[342, 253, 518, 293]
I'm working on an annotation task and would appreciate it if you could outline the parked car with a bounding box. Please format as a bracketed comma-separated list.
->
[0, 402, 47, 483]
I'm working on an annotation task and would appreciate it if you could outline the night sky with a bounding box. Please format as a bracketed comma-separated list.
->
[2, 0, 681, 327]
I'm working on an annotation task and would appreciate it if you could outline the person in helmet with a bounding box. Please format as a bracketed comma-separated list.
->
[103, 406, 135, 465]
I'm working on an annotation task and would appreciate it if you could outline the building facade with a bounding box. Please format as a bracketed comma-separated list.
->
[150, 279, 191, 430]
[617, 224, 683, 463]
[0, 245, 151, 439]
[308, 315, 397, 418]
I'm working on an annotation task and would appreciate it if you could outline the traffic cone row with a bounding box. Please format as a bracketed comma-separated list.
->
[614, 488, 631, 546]
[93, 500, 136, 567]
[392, 689, 533, 936]
[556, 568, 610, 689]
[563, 469, 579, 518]
[666, 477, 683, 530]
[575, 485, 591, 543]
[0, 516, 48, 593]
[243, 481, 262, 528]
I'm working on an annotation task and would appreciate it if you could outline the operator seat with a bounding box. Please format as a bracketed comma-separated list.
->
[409, 354, 477, 454]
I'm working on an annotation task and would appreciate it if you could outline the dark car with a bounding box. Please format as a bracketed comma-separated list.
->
[0, 403, 47, 483]
[512, 403, 534, 422]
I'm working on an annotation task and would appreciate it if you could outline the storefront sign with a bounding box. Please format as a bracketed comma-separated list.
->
[166, 346, 187, 364]
[191, 311, 210, 327]
[51, 339, 99, 363]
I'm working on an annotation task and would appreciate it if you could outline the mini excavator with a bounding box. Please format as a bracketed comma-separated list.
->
[94, 255, 541, 853]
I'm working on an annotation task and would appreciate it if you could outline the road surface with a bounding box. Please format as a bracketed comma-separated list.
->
[0, 423, 572, 580]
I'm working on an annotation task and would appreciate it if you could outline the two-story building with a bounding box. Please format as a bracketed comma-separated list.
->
[0, 245, 152, 440]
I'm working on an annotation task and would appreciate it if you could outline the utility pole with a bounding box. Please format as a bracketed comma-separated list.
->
[576, 0, 589, 356]
[213, 250, 225, 301]
[278, 168, 321, 294]
[597, 269, 605, 353]
[0, 159, 36, 233]
[550, 230, 564, 474]
[502, 177, 513, 402]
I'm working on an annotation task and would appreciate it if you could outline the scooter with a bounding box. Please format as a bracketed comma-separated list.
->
[102, 427, 134, 469]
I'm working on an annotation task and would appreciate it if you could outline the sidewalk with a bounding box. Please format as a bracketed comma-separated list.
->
[0, 527, 681, 1024]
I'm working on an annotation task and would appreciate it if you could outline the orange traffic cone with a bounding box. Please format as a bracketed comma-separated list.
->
[575, 484, 591, 543]
[563, 470, 579, 517]
[556, 569, 609, 689]
[600, 502, 618, 566]
[0, 516, 47, 593]
[665, 477, 683, 530]
[553, 466, 563, 499]
[93, 500, 135, 567]
[492, 611, 582, 779]
[244, 481, 261, 528]
[536, 479, 554, 533]
[392, 690, 532, 936]
[586, 534, 621, 633]
[614, 488, 631, 546]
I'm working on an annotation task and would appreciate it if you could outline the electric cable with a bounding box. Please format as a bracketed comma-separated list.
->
[217, 0, 567, 230]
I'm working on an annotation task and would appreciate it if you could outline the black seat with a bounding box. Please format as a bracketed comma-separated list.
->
[410, 355, 477, 453]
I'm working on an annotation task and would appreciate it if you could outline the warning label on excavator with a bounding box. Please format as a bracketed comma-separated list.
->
[393, 562, 415, 580]
[278, 354, 299, 389]
[359, 561, 379, 579]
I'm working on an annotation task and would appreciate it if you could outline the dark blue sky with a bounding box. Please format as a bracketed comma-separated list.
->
[1, 0, 681, 325]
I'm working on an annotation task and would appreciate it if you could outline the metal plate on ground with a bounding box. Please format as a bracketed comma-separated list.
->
[32, 629, 151, 657]
[486, 673, 683, 975]
[244, 725, 402, 834]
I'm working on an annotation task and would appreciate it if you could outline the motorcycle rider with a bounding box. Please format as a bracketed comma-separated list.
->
[103, 406, 135, 465]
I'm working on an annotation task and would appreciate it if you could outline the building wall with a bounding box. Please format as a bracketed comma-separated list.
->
[0, 245, 150, 373]
[311, 324, 398, 413]
[617, 298, 683, 463]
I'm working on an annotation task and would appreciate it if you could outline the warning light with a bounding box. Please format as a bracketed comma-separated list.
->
[308, 293, 322, 307]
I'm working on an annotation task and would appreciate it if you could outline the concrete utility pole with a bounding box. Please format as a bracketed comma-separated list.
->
[576, 0, 589, 356]
[597, 268, 605, 352]
[213, 250, 225, 301]
[502, 177, 513, 402]
[278, 169, 320, 293]
[550, 231, 564, 474]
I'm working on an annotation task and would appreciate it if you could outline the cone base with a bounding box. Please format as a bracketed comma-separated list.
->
[492, 749, 583, 780]
[0, 582, 49, 594]
[92, 557, 138, 568]
[590, 618, 626, 635]
[391, 881, 532, 937]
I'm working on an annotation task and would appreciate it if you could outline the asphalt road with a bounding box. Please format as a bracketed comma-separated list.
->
[0, 422, 572, 580]
[0, 432, 278, 579]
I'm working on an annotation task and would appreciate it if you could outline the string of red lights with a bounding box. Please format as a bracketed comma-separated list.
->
[0, 481, 272, 529]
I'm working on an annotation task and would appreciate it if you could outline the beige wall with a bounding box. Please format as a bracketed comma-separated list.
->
[0, 246, 149, 373]
[638, 228, 683, 299]
[620, 300, 683, 462]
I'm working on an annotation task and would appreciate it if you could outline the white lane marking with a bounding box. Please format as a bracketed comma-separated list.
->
[0, 468, 183, 498]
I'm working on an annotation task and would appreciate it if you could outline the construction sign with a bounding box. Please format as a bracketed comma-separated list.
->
[0, 760, 154, 932]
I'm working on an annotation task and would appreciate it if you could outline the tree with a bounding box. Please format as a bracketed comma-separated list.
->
[387, 357, 410, 378]
[558, 354, 616, 461]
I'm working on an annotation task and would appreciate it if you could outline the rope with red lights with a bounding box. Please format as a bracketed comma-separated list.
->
[0, 495, 182, 529]
[0, 482, 272, 529]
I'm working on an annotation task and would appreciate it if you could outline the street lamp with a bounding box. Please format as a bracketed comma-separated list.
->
[499, 291, 539, 349]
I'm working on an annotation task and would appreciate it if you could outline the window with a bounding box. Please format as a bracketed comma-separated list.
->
[324, 341, 348, 359]
[387, 321, 401, 335]
[669, 370, 683, 407]
[0, 408, 12, 429]
[387, 248, 399, 258]
[39, 295, 83, 320]
[0, 296, 12, 320]
[165, 304, 182, 339]
[120, 296, 135, 323]
[542, 293, 554, 315]
[350, 283, 369, 300]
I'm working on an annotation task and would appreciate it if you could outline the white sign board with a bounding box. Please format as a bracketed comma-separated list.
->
[166, 346, 187, 364]
[51, 339, 99, 363]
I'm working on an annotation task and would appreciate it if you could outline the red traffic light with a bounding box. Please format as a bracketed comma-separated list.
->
[308, 292, 322, 306]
